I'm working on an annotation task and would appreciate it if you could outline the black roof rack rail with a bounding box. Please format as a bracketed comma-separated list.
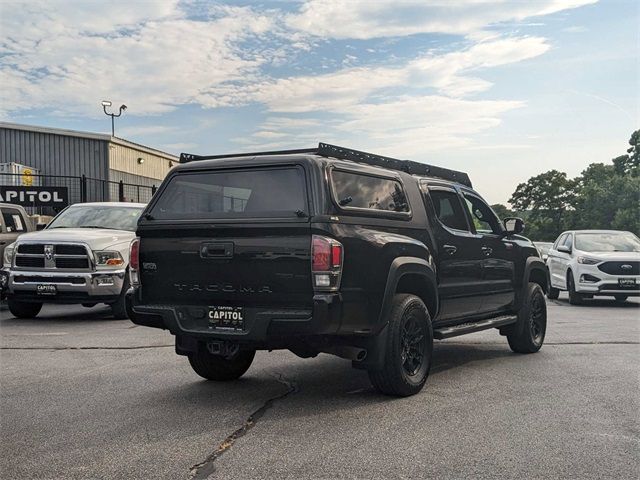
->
[316, 143, 472, 187]
[180, 148, 317, 163]
[180, 142, 472, 187]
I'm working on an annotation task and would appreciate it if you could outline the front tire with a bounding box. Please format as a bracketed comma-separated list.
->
[547, 286, 560, 300]
[567, 271, 584, 305]
[109, 277, 129, 319]
[188, 349, 256, 381]
[507, 282, 547, 354]
[8, 298, 42, 319]
[368, 294, 433, 397]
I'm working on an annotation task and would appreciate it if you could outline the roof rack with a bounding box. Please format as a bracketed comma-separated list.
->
[180, 142, 472, 187]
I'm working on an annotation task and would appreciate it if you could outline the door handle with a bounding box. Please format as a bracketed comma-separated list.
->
[200, 242, 234, 259]
[481, 246, 493, 256]
[443, 244, 457, 255]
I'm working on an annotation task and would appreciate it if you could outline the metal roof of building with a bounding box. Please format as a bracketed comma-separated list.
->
[0, 122, 179, 161]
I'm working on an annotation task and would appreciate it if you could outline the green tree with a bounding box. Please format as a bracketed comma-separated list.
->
[509, 129, 640, 239]
[509, 170, 575, 240]
[490, 203, 512, 220]
[613, 129, 640, 176]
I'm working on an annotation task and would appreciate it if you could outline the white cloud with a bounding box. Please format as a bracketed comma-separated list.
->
[0, 1, 274, 116]
[563, 25, 589, 33]
[118, 125, 176, 137]
[161, 142, 197, 152]
[0, 0, 599, 160]
[203, 36, 549, 113]
[203, 35, 548, 154]
[237, 95, 524, 156]
[285, 0, 598, 39]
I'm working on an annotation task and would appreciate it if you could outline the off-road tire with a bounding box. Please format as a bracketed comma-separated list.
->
[567, 271, 583, 305]
[188, 349, 256, 381]
[547, 286, 560, 300]
[109, 277, 129, 319]
[368, 294, 433, 397]
[8, 299, 42, 319]
[614, 295, 628, 303]
[507, 282, 547, 354]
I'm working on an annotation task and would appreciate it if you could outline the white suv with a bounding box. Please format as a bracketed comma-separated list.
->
[547, 230, 640, 304]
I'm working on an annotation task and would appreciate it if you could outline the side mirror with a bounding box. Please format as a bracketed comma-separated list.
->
[503, 217, 525, 235]
[557, 244, 571, 254]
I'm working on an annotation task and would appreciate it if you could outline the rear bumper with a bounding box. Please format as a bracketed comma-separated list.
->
[126, 288, 343, 344]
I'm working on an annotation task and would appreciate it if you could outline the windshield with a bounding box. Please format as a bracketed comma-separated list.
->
[48, 205, 144, 231]
[575, 232, 640, 253]
[535, 243, 553, 255]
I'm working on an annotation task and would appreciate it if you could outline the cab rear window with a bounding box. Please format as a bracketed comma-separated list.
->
[150, 167, 307, 220]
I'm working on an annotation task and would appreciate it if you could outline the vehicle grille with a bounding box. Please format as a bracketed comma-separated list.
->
[55, 245, 87, 256]
[597, 261, 640, 275]
[55, 258, 90, 269]
[599, 283, 640, 291]
[17, 244, 44, 254]
[13, 276, 86, 285]
[14, 243, 91, 271]
[15, 257, 45, 268]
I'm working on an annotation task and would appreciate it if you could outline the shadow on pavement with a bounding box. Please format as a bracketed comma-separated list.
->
[550, 297, 639, 308]
[1, 304, 119, 323]
[144, 342, 517, 419]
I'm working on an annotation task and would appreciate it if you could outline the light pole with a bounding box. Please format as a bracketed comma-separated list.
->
[101, 100, 127, 136]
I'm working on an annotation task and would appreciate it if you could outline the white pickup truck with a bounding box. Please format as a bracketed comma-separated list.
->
[2, 202, 145, 318]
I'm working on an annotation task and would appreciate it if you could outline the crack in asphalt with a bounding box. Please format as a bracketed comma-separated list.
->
[0, 345, 173, 350]
[189, 372, 298, 480]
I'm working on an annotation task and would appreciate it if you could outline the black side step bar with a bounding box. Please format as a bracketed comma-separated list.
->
[433, 315, 517, 340]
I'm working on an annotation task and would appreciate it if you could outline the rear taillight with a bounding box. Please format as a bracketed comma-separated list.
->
[129, 237, 140, 286]
[312, 235, 343, 291]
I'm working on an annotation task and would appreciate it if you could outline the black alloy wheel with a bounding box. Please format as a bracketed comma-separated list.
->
[401, 315, 427, 377]
[529, 291, 546, 347]
[368, 294, 433, 397]
[507, 282, 547, 354]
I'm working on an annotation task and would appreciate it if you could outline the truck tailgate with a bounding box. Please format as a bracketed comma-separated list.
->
[139, 225, 312, 307]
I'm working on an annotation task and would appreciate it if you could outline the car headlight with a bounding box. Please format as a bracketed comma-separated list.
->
[3, 243, 15, 267]
[577, 256, 600, 265]
[94, 251, 125, 267]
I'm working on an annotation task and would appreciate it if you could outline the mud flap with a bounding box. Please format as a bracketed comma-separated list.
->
[351, 322, 390, 370]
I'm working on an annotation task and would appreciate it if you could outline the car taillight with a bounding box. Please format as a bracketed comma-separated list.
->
[312, 235, 343, 291]
[129, 237, 140, 286]
[331, 244, 343, 268]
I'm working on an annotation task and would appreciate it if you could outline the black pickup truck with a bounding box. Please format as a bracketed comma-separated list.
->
[127, 143, 548, 396]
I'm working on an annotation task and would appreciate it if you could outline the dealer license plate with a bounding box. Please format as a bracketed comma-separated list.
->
[208, 306, 245, 330]
[36, 284, 57, 296]
[618, 278, 637, 288]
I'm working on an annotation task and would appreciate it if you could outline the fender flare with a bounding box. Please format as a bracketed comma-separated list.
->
[377, 256, 438, 325]
[356, 257, 437, 371]
[522, 256, 548, 297]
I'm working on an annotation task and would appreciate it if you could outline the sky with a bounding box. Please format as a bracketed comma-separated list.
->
[0, 0, 638, 205]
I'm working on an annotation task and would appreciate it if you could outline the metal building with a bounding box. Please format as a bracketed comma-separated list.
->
[0, 122, 179, 207]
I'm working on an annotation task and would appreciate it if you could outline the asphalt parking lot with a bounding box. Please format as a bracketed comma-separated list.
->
[1, 294, 638, 479]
